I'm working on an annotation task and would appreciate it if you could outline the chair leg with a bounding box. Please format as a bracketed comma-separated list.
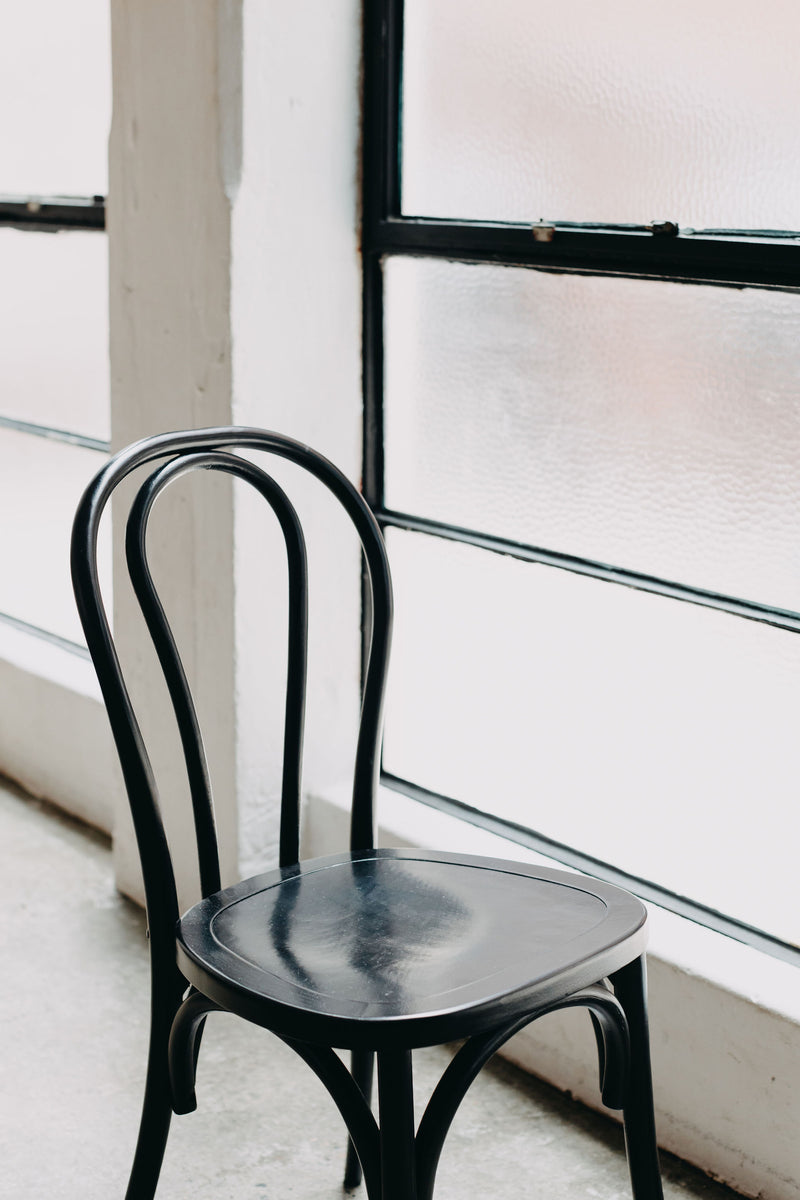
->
[125, 964, 182, 1200]
[344, 1049, 375, 1189]
[377, 1049, 417, 1200]
[124, 1046, 172, 1200]
[611, 956, 665, 1200]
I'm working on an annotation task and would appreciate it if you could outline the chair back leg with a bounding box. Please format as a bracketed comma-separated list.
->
[124, 946, 186, 1199]
[124, 1039, 173, 1200]
[612, 956, 665, 1200]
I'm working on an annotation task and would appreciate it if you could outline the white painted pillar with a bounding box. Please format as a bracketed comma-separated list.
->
[108, 0, 363, 905]
[108, 0, 240, 905]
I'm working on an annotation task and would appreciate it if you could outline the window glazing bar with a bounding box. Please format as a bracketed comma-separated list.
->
[369, 217, 800, 292]
[0, 416, 109, 454]
[0, 611, 89, 659]
[383, 772, 800, 969]
[0, 194, 105, 232]
[377, 507, 800, 635]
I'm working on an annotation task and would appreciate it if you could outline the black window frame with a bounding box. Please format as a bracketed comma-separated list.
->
[361, 0, 800, 968]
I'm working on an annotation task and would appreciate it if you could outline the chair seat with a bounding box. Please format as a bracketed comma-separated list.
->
[177, 848, 648, 1049]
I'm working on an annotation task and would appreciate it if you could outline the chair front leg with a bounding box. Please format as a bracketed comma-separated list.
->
[345, 1048, 375, 1188]
[611, 956, 665, 1200]
[377, 1049, 418, 1200]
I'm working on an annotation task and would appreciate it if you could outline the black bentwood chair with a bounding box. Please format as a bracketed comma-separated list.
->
[71, 427, 664, 1200]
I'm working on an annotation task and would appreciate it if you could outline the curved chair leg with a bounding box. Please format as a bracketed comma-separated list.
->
[377, 1049, 417, 1200]
[281, 1037, 381, 1200]
[344, 1049, 375, 1189]
[168, 990, 222, 1115]
[611, 957, 664, 1200]
[590, 1010, 607, 1091]
[415, 985, 629, 1200]
[587, 991, 630, 1111]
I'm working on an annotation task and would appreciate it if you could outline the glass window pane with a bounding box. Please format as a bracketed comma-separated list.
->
[0, 1, 110, 196]
[0, 230, 109, 441]
[384, 259, 800, 611]
[402, 0, 800, 229]
[383, 530, 799, 948]
[0, 430, 108, 644]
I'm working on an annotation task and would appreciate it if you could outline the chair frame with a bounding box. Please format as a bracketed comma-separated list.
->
[71, 427, 664, 1200]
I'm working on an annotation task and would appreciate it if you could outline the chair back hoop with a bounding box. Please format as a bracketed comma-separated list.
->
[71, 427, 393, 938]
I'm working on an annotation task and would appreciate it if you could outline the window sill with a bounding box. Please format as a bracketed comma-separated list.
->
[0, 621, 114, 832]
[0, 619, 99, 696]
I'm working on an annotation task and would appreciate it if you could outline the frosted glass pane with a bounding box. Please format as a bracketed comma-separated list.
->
[0, 230, 109, 440]
[0, 430, 108, 643]
[0, 1, 110, 195]
[385, 259, 800, 612]
[383, 531, 799, 947]
[403, 0, 800, 229]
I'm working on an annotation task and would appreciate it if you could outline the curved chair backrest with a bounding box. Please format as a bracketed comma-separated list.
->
[71, 427, 393, 950]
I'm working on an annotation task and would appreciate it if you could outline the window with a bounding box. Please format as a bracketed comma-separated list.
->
[363, 0, 800, 964]
[0, 1, 111, 651]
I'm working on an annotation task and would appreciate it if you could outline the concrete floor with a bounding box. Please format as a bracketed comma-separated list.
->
[0, 781, 742, 1200]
